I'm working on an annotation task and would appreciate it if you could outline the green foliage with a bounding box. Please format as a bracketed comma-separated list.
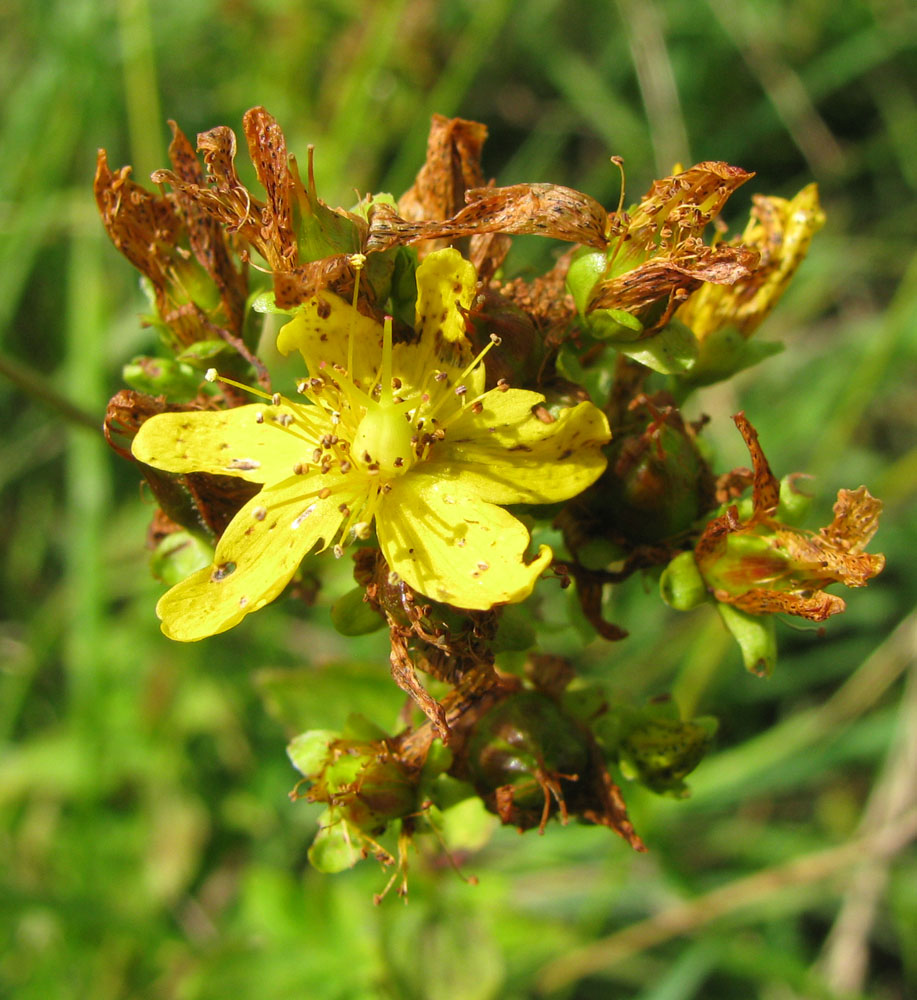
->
[1, 1, 915, 998]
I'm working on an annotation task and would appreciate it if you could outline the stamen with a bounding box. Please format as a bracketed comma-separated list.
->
[206, 368, 275, 403]
[380, 316, 394, 406]
[347, 253, 366, 378]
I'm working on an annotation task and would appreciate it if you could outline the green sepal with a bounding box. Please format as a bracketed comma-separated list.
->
[585, 307, 645, 342]
[175, 339, 236, 365]
[123, 356, 202, 403]
[717, 602, 777, 676]
[680, 325, 784, 386]
[308, 811, 364, 873]
[250, 289, 292, 315]
[565, 248, 606, 313]
[554, 343, 615, 407]
[330, 586, 385, 636]
[434, 794, 498, 852]
[341, 713, 389, 742]
[660, 551, 708, 610]
[776, 475, 814, 525]
[575, 537, 626, 571]
[618, 320, 699, 374]
[149, 531, 213, 586]
[287, 729, 338, 778]
[387, 245, 419, 328]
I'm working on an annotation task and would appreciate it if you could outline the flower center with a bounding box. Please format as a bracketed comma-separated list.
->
[351, 403, 416, 478]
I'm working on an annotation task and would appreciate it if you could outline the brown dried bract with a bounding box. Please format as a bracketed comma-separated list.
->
[399, 114, 488, 224]
[368, 182, 609, 253]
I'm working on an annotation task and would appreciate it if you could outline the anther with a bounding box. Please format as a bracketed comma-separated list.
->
[312, 448, 323, 462]
[339, 460, 351, 473]
[454, 385, 468, 396]
[496, 378, 510, 392]
[252, 506, 267, 521]
[338, 503, 351, 515]
[333, 544, 344, 559]
[489, 333, 502, 345]
[278, 413, 293, 427]
[471, 401, 483, 414]
[434, 372, 449, 382]
[293, 462, 304, 475]
[318, 487, 331, 500]
[205, 368, 218, 383]
[271, 392, 282, 407]
[255, 411, 264, 424]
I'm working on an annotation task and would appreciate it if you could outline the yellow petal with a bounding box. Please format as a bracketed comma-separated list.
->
[431, 393, 610, 503]
[415, 248, 477, 345]
[156, 470, 364, 641]
[375, 472, 553, 610]
[276, 292, 382, 387]
[132, 403, 327, 484]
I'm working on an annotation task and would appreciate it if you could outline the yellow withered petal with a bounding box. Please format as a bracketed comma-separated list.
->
[132, 403, 324, 484]
[156, 469, 364, 641]
[375, 472, 553, 610]
[431, 394, 610, 504]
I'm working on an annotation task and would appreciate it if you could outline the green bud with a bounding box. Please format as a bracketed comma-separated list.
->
[660, 551, 708, 610]
[123, 356, 202, 402]
[619, 717, 714, 797]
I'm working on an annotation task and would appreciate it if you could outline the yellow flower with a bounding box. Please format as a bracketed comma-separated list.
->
[132, 249, 611, 640]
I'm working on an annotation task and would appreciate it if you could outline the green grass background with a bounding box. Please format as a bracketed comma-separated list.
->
[1, 0, 915, 997]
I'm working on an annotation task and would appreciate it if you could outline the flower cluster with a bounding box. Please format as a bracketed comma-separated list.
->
[98, 108, 885, 890]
